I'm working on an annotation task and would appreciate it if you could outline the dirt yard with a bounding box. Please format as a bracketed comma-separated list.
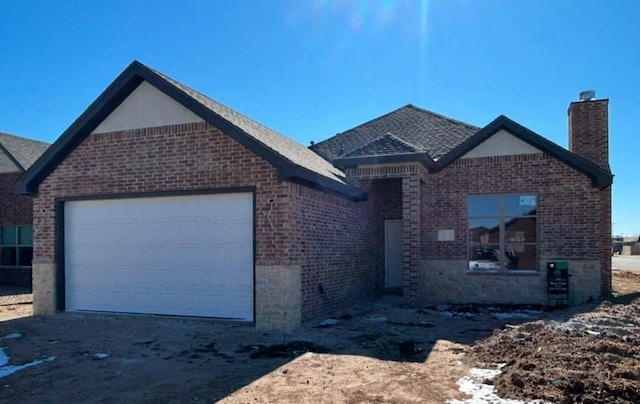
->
[0, 271, 637, 403]
[472, 271, 640, 403]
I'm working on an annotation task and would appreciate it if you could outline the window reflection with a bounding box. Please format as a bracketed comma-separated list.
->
[468, 194, 537, 272]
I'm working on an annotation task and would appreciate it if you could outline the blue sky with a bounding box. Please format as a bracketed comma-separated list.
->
[0, 0, 638, 235]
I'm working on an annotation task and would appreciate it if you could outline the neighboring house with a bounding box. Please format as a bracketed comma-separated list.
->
[15, 61, 612, 331]
[621, 236, 640, 255]
[0, 132, 49, 286]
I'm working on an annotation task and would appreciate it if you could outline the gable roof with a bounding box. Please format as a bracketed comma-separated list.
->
[433, 115, 613, 188]
[0, 131, 50, 171]
[318, 103, 611, 188]
[345, 132, 419, 157]
[14, 61, 365, 200]
[310, 104, 480, 162]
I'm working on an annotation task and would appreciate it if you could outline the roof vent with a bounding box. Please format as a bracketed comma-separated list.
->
[579, 90, 596, 101]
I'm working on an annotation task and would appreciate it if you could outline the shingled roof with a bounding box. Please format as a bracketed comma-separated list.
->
[344, 132, 419, 157]
[0, 131, 50, 171]
[310, 104, 480, 162]
[15, 61, 365, 200]
[149, 66, 353, 193]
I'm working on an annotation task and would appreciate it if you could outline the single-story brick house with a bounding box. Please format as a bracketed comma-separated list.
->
[0, 132, 49, 286]
[15, 61, 612, 331]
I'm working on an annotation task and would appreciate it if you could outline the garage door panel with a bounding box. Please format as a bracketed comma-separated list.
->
[67, 244, 253, 269]
[67, 195, 251, 224]
[69, 269, 253, 295]
[65, 193, 254, 320]
[67, 265, 254, 289]
[66, 220, 252, 246]
[68, 289, 252, 319]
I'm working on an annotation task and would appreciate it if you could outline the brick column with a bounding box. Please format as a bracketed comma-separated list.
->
[600, 186, 612, 296]
[402, 174, 421, 305]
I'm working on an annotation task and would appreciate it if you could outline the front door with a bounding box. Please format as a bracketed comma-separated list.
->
[384, 219, 404, 288]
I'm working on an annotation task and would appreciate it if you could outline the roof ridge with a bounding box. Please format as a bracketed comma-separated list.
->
[343, 133, 387, 157]
[405, 104, 481, 131]
[344, 132, 419, 158]
[335, 104, 414, 136]
[433, 114, 612, 187]
[144, 64, 317, 163]
[16, 60, 366, 200]
[0, 131, 51, 170]
[383, 132, 420, 151]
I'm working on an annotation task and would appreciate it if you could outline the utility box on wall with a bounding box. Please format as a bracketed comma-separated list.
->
[547, 262, 569, 295]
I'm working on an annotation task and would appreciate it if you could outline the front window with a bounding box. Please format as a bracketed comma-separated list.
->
[468, 195, 537, 272]
[0, 226, 33, 268]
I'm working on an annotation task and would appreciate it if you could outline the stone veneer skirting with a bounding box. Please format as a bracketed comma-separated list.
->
[419, 260, 601, 307]
[255, 265, 301, 332]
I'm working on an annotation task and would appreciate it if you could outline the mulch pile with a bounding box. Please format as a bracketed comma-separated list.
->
[471, 296, 640, 404]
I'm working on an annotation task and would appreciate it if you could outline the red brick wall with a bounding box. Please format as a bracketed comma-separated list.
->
[290, 181, 379, 320]
[32, 121, 388, 323]
[599, 186, 612, 294]
[0, 172, 33, 286]
[422, 153, 611, 294]
[567, 98, 611, 295]
[369, 178, 402, 221]
[568, 99, 609, 170]
[289, 177, 403, 321]
[33, 121, 293, 270]
[0, 172, 32, 225]
[369, 178, 403, 291]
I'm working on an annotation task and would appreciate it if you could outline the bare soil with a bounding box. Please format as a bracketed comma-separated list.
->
[0, 294, 507, 404]
[0, 271, 637, 403]
[472, 271, 640, 403]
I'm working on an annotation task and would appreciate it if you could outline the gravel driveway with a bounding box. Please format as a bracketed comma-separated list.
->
[0, 287, 32, 320]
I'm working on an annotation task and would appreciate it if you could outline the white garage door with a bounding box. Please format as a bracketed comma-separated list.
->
[64, 193, 254, 320]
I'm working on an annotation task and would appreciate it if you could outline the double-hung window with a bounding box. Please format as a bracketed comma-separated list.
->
[0, 226, 33, 268]
[468, 194, 537, 272]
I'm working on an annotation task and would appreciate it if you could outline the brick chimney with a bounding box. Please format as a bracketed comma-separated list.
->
[568, 90, 610, 171]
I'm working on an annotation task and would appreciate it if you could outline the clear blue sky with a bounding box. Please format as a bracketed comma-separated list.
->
[1, 1, 638, 235]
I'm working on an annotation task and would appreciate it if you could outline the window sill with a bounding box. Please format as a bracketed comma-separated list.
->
[467, 269, 540, 276]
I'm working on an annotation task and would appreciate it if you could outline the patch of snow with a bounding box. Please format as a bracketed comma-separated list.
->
[446, 365, 550, 404]
[441, 311, 476, 319]
[0, 348, 55, 379]
[317, 319, 339, 327]
[1, 333, 21, 340]
[0, 350, 8, 367]
[94, 353, 109, 359]
[363, 316, 388, 322]
[491, 311, 542, 320]
[468, 367, 501, 379]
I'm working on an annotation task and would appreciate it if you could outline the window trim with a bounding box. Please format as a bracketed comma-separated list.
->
[467, 193, 538, 274]
[0, 226, 33, 268]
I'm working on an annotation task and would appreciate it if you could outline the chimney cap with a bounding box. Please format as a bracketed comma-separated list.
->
[579, 90, 596, 101]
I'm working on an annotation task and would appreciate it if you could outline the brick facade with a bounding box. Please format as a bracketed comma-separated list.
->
[290, 183, 378, 320]
[31, 122, 382, 330]
[345, 164, 428, 306]
[418, 153, 609, 305]
[568, 99, 609, 171]
[337, 152, 610, 308]
[28, 102, 612, 329]
[0, 172, 33, 286]
[568, 98, 611, 296]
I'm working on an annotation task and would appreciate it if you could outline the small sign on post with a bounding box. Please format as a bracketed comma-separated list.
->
[547, 262, 569, 295]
